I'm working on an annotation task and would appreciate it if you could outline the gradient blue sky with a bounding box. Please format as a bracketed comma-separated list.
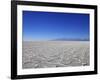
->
[23, 11, 89, 41]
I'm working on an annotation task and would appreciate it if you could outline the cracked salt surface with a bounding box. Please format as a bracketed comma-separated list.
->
[22, 41, 90, 69]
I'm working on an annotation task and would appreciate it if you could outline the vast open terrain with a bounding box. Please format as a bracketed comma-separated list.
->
[22, 41, 90, 69]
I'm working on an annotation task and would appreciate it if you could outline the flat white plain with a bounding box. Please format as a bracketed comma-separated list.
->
[22, 41, 90, 69]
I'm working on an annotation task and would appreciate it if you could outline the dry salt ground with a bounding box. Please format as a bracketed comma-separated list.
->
[22, 41, 90, 69]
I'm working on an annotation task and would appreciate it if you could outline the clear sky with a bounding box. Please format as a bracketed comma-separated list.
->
[23, 11, 89, 41]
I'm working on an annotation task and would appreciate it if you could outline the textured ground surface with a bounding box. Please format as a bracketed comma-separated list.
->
[22, 41, 90, 69]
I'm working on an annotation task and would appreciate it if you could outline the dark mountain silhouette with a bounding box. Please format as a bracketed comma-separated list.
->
[50, 38, 89, 41]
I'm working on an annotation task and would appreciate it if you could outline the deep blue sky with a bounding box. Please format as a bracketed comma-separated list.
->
[23, 11, 89, 41]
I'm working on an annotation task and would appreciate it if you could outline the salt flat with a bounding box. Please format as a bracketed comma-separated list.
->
[22, 41, 90, 69]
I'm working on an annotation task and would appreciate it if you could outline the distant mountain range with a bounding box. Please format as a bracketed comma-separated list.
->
[50, 38, 89, 41]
